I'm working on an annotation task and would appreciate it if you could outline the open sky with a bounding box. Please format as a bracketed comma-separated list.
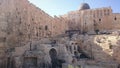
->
[28, 0, 120, 17]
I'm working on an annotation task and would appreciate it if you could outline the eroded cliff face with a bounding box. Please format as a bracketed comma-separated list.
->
[71, 33, 120, 64]
[92, 34, 120, 63]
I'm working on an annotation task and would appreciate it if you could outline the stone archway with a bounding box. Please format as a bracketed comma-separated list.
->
[49, 48, 57, 68]
[49, 48, 57, 59]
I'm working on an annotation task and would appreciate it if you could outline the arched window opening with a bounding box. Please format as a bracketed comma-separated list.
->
[45, 25, 48, 30]
[32, 18, 34, 21]
[74, 46, 76, 50]
[99, 19, 101, 22]
[114, 17, 117, 21]
[69, 46, 72, 53]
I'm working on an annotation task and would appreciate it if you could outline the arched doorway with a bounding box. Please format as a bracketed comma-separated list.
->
[49, 48, 57, 59]
[49, 48, 57, 68]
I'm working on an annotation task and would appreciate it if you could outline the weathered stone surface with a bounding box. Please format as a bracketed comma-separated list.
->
[0, 0, 120, 68]
[77, 34, 120, 63]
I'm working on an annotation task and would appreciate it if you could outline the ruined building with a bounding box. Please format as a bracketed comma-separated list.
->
[0, 0, 120, 68]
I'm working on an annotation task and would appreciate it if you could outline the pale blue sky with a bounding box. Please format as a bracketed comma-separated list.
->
[28, 0, 120, 16]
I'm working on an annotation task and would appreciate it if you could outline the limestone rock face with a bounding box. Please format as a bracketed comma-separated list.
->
[75, 34, 120, 63]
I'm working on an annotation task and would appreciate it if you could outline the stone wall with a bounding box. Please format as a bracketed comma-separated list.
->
[0, 0, 120, 68]
[0, 0, 68, 47]
[0, 0, 68, 67]
[61, 7, 120, 34]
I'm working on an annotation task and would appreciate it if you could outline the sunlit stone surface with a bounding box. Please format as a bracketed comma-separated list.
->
[0, 0, 120, 68]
